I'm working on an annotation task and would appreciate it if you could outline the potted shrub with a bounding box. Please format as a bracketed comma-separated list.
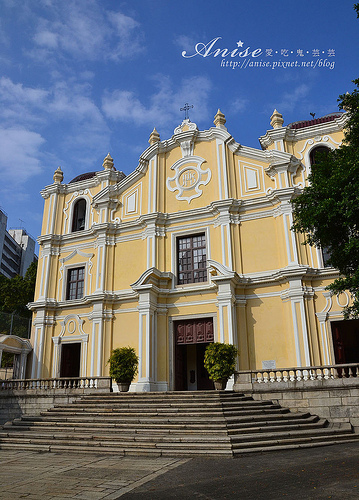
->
[204, 342, 238, 390]
[107, 347, 139, 392]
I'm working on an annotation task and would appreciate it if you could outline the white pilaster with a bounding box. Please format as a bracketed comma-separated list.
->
[136, 288, 158, 392]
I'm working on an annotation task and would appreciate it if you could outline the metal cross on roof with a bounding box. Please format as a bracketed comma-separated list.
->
[180, 103, 194, 120]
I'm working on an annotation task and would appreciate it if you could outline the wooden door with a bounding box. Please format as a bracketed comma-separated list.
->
[174, 344, 187, 391]
[60, 343, 81, 378]
[174, 318, 214, 390]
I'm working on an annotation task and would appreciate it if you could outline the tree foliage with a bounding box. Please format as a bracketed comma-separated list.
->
[291, 77, 359, 318]
[0, 261, 37, 317]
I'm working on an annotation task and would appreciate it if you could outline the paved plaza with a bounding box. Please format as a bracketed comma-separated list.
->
[0, 442, 359, 499]
[0, 451, 188, 499]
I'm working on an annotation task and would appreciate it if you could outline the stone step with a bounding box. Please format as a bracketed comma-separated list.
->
[230, 424, 353, 444]
[225, 411, 303, 426]
[9, 421, 227, 433]
[0, 421, 329, 444]
[0, 430, 230, 443]
[46, 406, 287, 419]
[1, 391, 358, 457]
[0, 435, 232, 449]
[26, 414, 228, 425]
[2, 423, 229, 435]
[55, 400, 273, 410]
[229, 418, 329, 435]
[81, 390, 239, 398]
[231, 431, 359, 451]
[0, 432, 358, 458]
[0, 442, 233, 457]
[5, 415, 322, 436]
[227, 414, 319, 431]
[44, 405, 282, 417]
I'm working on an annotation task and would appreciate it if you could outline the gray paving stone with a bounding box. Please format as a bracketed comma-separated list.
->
[0, 450, 187, 499]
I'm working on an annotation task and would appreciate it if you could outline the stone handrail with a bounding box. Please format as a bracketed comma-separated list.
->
[0, 376, 112, 391]
[234, 363, 359, 386]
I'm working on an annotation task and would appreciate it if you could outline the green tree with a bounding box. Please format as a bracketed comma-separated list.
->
[0, 261, 37, 316]
[291, 77, 359, 318]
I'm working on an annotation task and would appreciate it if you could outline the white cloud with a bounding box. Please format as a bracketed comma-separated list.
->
[273, 84, 311, 113]
[31, 2, 144, 62]
[0, 127, 44, 183]
[231, 98, 248, 113]
[174, 35, 198, 54]
[0, 76, 110, 183]
[102, 75, 213, 130]
[0, 77, 49, 106]
[33, 29, 58, 49]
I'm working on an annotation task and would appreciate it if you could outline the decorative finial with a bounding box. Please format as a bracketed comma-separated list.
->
[310, 112, 316, 119]
[149, 127, 160, 145]
[53, 166, 63, 184]
[270, 109, 284, 129]
[103, 153, 114, 170]
[180, 103, 194, 120]
[214, 109, 227, 129]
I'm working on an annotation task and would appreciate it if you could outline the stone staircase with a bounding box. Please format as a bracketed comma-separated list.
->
[0, 391, 358, 457]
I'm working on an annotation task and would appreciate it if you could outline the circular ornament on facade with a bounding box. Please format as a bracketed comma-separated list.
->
[178, 167, 200, 190]
[166, 156, 211, 203]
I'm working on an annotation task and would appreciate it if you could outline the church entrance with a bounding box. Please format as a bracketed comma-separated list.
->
[174, 318, 214, 391]
[331, 319, 359, 364]
[60, 343, 81, 378]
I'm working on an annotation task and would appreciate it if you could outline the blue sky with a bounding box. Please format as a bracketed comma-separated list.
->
[0, 0, 358, 245]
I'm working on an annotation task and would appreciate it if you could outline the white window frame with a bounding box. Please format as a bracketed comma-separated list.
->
[171, 226, 211, 288]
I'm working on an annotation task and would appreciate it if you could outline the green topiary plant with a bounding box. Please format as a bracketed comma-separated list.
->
[107, 347, 139, 384]
[204, 343, 238, 382]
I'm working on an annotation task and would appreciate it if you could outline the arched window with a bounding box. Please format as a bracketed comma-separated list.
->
[309, 146, 330, 167]
[71, 198, 87, 232]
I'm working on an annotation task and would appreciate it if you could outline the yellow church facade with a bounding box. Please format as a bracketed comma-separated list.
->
[29, 109, 352, 391]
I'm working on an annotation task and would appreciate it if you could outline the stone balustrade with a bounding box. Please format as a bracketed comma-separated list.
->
[233, 363, 359, 429]
[235, 363, 359, 387]
[0, 376, 112, 392]
[0, 376, 112, 425]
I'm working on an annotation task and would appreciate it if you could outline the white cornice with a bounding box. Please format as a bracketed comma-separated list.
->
[41, 170, 124, 199]
[259, 113, 348, 149]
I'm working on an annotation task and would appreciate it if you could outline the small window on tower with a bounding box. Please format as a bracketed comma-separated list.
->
[71, 199, 87, 232]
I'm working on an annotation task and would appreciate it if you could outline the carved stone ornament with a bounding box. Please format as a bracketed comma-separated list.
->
[174, 118, 198, 135]
[166, 156, 211, 203]
[60, 314, 86, 336]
